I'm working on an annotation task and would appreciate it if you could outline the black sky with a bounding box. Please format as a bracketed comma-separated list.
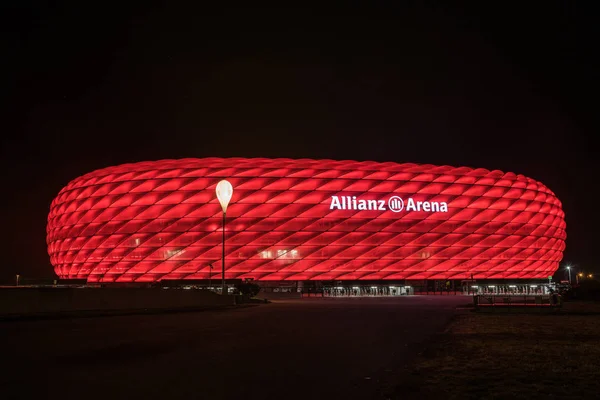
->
[1, 2, 597, 281]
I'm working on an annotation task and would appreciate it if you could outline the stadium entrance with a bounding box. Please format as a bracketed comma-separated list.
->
[323, 285, 414, 297]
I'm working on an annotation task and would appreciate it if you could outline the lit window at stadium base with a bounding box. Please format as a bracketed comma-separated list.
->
[47, 157, 566, 283]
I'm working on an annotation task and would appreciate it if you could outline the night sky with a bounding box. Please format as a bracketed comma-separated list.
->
[1, 2, 596, 282]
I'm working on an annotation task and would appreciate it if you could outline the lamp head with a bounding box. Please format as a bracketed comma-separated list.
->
[215, 180, 233, 213]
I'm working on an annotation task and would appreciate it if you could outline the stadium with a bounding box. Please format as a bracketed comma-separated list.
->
[47, 157, 566, 294]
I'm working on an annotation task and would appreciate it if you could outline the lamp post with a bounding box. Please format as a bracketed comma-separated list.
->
[566, 265, 571, 284]
[216, 180, 233, 295]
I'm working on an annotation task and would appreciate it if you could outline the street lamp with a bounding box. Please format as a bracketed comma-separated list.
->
[566, 265, 572, 284]
[216, 180, 233, 295]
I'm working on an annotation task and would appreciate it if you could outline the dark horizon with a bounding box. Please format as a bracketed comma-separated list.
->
[1, 2, 596, 282]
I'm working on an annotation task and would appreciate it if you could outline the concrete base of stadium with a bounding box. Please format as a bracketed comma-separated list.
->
[0, 287, 236, 319]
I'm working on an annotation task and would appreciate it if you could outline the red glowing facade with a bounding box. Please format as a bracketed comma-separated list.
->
[47, 158, 566, 282]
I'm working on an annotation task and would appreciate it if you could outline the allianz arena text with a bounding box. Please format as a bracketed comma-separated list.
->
[47, 158, 566, 283]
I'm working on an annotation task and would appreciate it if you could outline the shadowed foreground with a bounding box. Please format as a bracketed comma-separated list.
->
[399, 304, 600, 399]
[0, 296, 466, 399]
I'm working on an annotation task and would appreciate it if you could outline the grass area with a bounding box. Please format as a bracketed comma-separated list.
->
[392, 302, 600, 399]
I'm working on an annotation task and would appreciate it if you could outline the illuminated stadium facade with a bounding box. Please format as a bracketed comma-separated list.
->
[47, 158, 566, 287]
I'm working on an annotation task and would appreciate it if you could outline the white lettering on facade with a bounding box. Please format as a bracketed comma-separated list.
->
[330, 195, 448, 213]
[330, 196, 341, 210]
[406, 198, 417, 211]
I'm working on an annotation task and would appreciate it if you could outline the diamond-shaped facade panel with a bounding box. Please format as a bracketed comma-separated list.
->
[47, 158, 566, 282]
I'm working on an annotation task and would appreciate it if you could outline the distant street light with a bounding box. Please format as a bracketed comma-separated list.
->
[566, 265, 572, 284]
[216, 180, 233, 295]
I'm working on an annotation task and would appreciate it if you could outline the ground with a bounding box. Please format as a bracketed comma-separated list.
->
[0, 296, 467, 400]
[398, 301, 600, 399]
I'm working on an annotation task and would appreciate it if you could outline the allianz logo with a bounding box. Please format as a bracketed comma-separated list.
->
[329, 195, 448, 213]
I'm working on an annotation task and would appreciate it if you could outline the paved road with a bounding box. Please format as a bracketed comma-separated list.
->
[0, 296, 468, 400]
